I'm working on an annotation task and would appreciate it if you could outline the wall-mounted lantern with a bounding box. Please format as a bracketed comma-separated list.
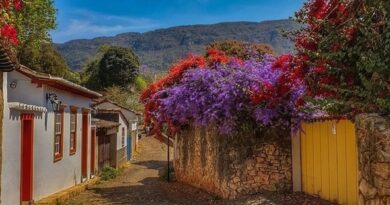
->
[91, 107, 98, 115]
[46, 93, 62, 112]
[9, 80, 17, 88]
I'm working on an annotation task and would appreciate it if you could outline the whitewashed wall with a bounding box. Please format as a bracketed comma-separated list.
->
[1, 71, 95, 204]
[116, 114, 128, 150]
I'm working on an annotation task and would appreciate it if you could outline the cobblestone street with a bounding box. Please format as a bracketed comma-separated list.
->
[64, 137, 335, 205]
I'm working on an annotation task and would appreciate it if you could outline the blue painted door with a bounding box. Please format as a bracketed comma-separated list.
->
[127, 136, 132, 160]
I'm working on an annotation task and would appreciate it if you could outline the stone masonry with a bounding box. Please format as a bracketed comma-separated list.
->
[173, 126, 292, 199]
[356, 114, 390, 205]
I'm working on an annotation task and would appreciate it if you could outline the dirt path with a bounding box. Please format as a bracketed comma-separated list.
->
[64, 137, 334, 205]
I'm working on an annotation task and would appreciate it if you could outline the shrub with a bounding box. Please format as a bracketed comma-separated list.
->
[100, 167, 119, 181]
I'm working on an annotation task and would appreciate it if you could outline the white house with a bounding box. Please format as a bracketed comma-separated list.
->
[93, 108, 129, 169]
[0, 66, 101, 204]
[93, 99, 140, 160]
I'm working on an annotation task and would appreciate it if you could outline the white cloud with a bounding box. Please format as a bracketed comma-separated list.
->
[52, 9, 158, 42]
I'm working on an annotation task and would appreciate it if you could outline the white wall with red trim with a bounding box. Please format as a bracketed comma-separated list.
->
[1, 71, 97, 204]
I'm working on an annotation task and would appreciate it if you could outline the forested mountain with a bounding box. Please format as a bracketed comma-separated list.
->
[55, 19, 300, 71]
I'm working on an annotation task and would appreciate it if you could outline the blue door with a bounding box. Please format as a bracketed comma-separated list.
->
[127, 136, 132, 160]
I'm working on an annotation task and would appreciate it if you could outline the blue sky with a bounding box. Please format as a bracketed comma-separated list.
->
[51, 0, 306, 43]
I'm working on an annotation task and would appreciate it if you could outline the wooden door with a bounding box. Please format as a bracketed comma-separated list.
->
[98, 135, 110, 171]
[90, 127, 96, 175]
[300, 120, 358, 205]
[20, 114, 34, 203]
[81, 113, 88, 179]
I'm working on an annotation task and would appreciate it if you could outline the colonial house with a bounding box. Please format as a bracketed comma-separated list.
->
[93, 118, 120, 172]
[0, 65, 101, 204]
[92, 99, 140, 160]
[93, 108, 128, 170]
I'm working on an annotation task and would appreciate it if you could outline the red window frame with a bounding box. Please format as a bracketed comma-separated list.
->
[54, 108, 64, 162]
[69, 108, 77, 155]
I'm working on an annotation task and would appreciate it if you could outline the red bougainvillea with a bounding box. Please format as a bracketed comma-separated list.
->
[1, 24, 18, 45]
[294, 0, 390, 115]
[0, 0, 22, 46]
[141, 47, 316, 138]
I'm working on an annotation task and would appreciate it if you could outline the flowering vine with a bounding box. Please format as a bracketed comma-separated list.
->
[294, 0, 390, 115]
[0, 0, 22, 46]
[141, 49, 314, 136]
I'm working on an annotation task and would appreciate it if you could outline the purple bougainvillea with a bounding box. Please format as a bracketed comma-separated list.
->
[146, 54, 318, 134]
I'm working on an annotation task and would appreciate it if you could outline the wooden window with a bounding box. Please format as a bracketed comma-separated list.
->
[54, 108, 64, 161]
[70, 109, 77, 155]
[121, 127, 125, 147]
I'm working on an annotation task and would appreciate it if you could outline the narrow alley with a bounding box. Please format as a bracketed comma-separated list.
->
[64, 137, 334, 205]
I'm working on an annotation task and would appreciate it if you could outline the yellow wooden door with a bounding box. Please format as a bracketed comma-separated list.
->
[300, 120, 358, 205]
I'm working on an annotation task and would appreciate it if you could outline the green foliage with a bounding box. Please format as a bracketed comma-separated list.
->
[103, 86, 144, 112]
[16, 0, 56, 57]
[81, 45, 144, 111]
[13, 0, 78, 82]
[19, 43, 79, 82]
[82, 46, 140, 90]
[98, 46, 140, 88]
[100, 167, 119, 181]
[294, 0, 390, 114]
[81, 60, 101, 90]
[207, 39, 275, 60]
[55, 20, 300, 71]
[135, 76, 148, 91]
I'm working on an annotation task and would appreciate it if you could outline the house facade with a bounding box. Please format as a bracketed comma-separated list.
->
[93, 109, 128, 169]
[0, 66, 101, 204]
[92, 100, 140, 160]
[94, 118, 119, 172]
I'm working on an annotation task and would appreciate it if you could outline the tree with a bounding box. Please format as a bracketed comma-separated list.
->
[82, 59, 101, 90]
[294, 0, 390, 115]
[81, 45, 110, 89]
[97, 46, 140, 89]
[207, 39, 275, 61]
[15, 0, 57, 72]
[102, 86, 144, 111]
[15, 0, 56, 51]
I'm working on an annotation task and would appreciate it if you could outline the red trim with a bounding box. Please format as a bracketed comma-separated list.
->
[35, 79, 98, 99]
[69, 109, 77, 155]
[90, 127, 96, 174]
[81, 112, 89, 178]
[20, 113, 34, 203]
[17, 68, 100, 99]
[54, 108, 64, 162]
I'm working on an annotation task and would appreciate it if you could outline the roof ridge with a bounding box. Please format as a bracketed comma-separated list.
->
[15, 65, 102, 99]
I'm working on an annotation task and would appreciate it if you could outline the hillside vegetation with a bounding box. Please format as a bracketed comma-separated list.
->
[55, 19, 300, 71]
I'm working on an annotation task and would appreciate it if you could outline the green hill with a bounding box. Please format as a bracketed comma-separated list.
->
[55, 19, 300, 71]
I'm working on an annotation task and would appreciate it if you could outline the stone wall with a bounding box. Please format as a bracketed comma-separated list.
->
[356, 114, 390, 205]
[173, 126, 292, 199]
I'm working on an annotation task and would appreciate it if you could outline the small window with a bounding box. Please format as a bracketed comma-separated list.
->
[54, 108, 64, 161]
[70, 109, 77, 155]
[121, 127, 125, 147]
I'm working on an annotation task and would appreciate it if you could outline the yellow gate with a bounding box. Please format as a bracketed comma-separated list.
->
[300, 120, 358, 205]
